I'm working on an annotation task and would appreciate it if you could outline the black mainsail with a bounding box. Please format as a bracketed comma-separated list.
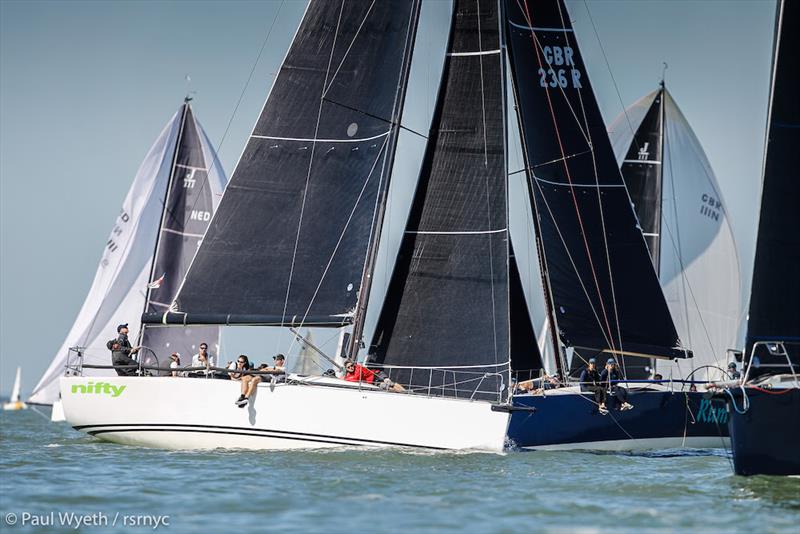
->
[745, 0, 800, 369]
[140, 102, 222, 359]
[147, 1, 421, 328]
[369, 0, 511, 400]
[504, 0, 690, 372]
[619, 87, 664, 272]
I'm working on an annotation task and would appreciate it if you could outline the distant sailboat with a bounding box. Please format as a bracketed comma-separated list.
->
[608, 83, 741, 380]
[29, 99, 227, 407]
[3, 367, 27, 411]
[715, 0, 800, 476]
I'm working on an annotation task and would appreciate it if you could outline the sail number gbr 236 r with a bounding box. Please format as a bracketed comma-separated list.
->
[537, 46, 582, 89]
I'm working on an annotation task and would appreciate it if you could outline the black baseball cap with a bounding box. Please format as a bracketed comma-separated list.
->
[273, 354, 285, 361]
[117, 323, 129, 333]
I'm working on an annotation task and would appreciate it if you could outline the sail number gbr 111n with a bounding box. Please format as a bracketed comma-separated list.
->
[537, 46, 582, 89]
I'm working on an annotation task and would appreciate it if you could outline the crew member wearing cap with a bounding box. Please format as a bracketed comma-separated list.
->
[106, 324, 140, 376]
[727, 361, 741, 380]
[600, 358, 634, 411]
[579, 358, 608, 415]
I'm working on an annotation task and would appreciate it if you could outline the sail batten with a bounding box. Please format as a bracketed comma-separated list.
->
[504, 0, 689, 373]
[156, 0, 421, 327]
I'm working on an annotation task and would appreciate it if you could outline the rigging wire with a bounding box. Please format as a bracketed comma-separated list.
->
[555, 0, 626, 368]
[517, 0, 618, 355]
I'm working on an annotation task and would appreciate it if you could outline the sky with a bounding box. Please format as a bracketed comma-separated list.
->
[0, 0, 776, 396]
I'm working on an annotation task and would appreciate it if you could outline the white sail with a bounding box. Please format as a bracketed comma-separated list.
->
[28, 111, 182, 405]
[10, 367, 22, 403]
[608, 90, 742, 380]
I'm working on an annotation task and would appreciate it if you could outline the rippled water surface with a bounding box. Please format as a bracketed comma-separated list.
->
[1, 409, 798, 533]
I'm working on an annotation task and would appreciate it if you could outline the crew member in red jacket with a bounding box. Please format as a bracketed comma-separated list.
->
[342, 360, 405, 392]
[343, 360, 378, 383]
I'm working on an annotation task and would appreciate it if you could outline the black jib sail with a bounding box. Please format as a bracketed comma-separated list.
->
[146, 0, 421, 327]
[504, 0, 690, 370]
[369, 0, 510, 401]
[619, 87, 664, 272]
[745, 0, 800, 371]
[140, 103, 222, 360]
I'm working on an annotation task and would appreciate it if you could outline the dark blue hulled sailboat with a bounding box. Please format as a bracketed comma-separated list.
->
[503, 0, 728, 450]
[715, 0, 800, 476]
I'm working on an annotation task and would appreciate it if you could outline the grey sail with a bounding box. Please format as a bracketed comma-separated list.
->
[140, 103, 227, 361]
[504, 0, 690, 378]
[369, 0, 510, 401]
[147, 0, 421, 328]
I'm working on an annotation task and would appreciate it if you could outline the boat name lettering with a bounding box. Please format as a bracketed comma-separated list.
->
[71, 382, 127, 397]
[696, 398, 728, 424]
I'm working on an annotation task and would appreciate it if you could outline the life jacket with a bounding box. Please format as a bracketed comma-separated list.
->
[344, 364, 377, 384]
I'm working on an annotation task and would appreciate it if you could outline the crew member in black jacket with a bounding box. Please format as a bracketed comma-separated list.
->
[107, 323, 140, 376]
[579, 358, 608, 415]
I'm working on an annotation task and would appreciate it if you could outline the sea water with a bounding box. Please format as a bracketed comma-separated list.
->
[1, 409, 798, 533]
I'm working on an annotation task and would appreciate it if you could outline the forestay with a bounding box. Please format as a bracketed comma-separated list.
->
[369, 0, 511, 401]
[609, 88, 742, 378]
[30, 112, 182, 405]
[140, 103, 227, 361]
[504, 0, 690, 370]
[151, 0, 421, 328]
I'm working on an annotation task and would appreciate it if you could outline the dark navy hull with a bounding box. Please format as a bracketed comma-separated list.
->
[724, 387, 800, 476]
[508, 389, 728, 450]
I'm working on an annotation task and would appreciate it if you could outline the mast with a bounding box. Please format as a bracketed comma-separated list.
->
[346, 0, 422, 360]
[138, 99, 190, 346]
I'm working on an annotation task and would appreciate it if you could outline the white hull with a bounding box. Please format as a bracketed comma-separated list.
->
[60, 375, 510, 451]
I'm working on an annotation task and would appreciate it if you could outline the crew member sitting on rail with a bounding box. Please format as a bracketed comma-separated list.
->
[343, 360, 405, 392]
[600, 358, 634, 411]
[234, 354, 287, 408]
[579, 358, 608, 415]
